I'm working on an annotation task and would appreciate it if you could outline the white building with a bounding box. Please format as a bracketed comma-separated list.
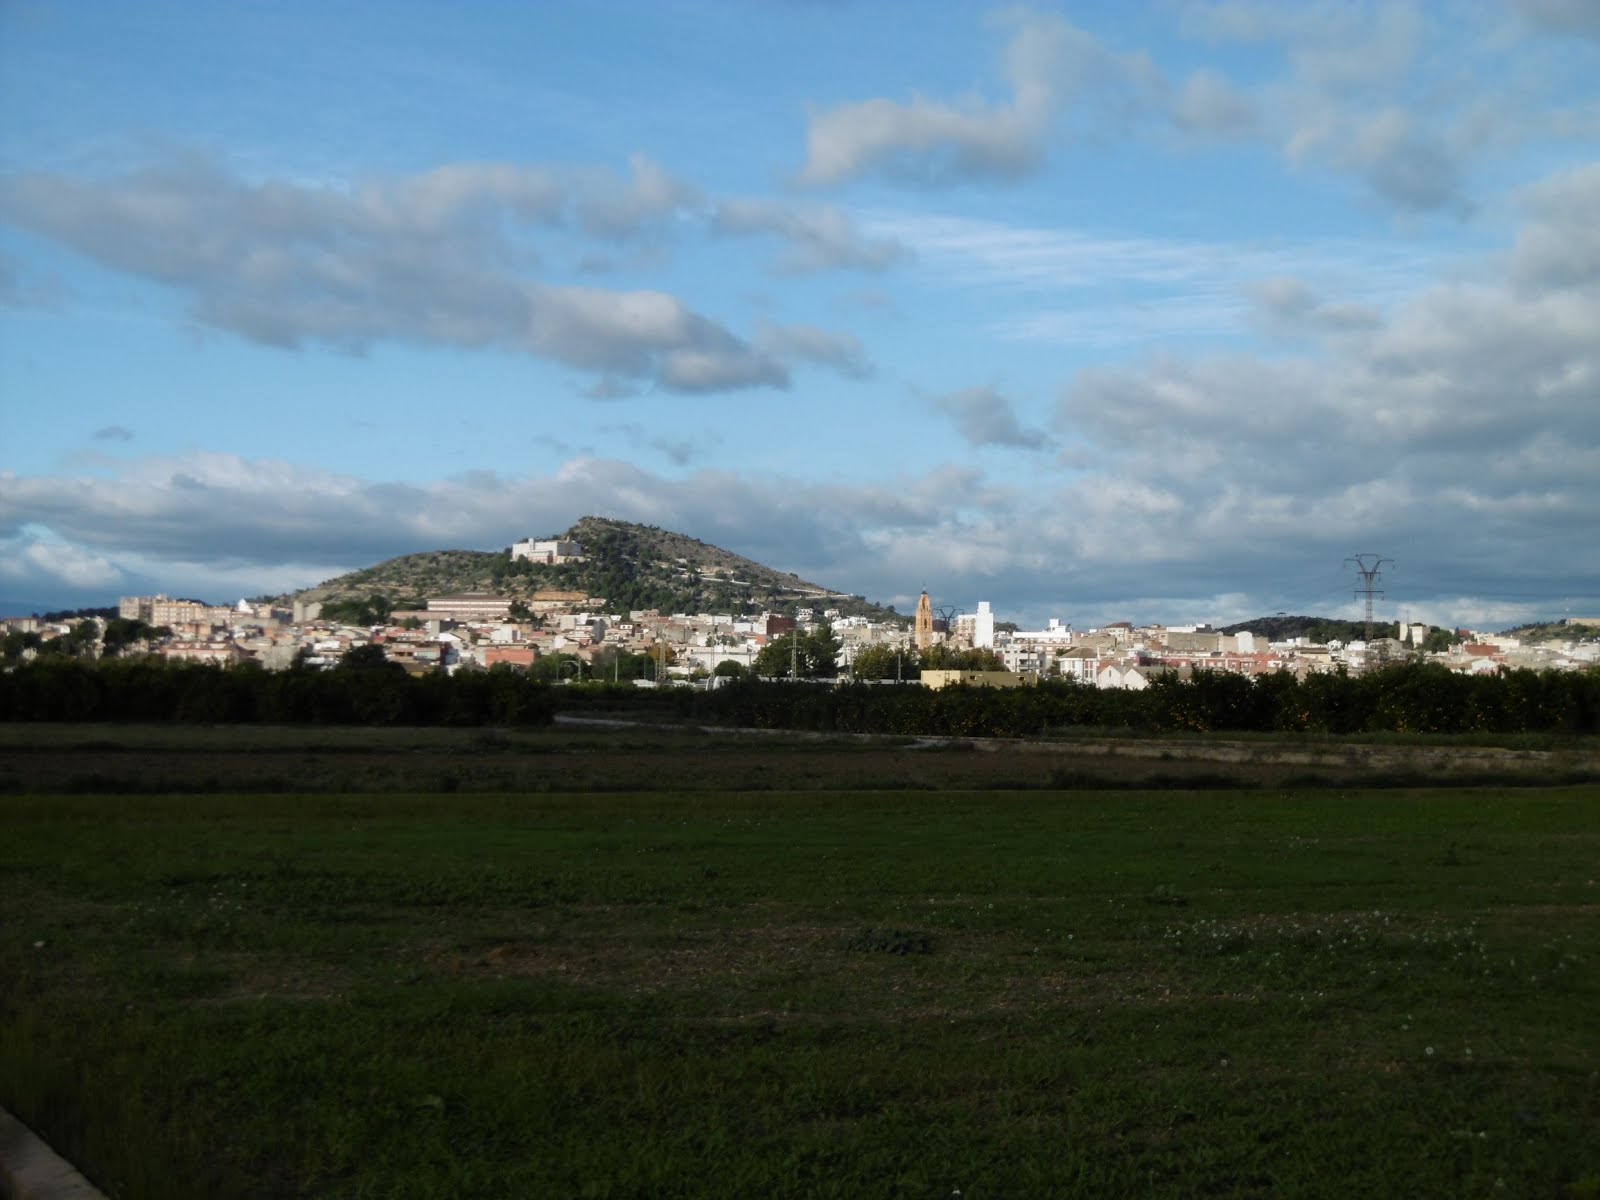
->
[511, 538, 585, 564]
[974, 601, 995, 649]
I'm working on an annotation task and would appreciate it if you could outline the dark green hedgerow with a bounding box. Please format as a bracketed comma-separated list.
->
[617, 664, 1600, 738]
[4, 658, 1599, 737]
[0, 659, 556, 727]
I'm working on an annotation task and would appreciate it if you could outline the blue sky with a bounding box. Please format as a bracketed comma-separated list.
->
[3, 0, 1599, 629]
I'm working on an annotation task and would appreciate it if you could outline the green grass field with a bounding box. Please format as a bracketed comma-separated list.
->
[2, 731, 1598, 1197]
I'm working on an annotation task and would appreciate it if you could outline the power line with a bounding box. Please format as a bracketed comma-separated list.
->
[1344, 554, 1393, 642]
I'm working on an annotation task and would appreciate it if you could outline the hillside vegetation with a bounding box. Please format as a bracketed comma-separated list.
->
[1219, 614, 1379, 643]
[285, 516, 902, 621]
[1504, 620, 1600, 644]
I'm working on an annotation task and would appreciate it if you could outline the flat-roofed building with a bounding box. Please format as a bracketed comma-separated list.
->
[426, 593, 513, 622]
[511, 538, 586, 564]
[920, 669, 1029, 690]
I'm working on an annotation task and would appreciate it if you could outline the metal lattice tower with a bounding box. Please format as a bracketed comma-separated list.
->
[1344, 554, 1393, 642]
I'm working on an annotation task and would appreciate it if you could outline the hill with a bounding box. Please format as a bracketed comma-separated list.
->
[1501, 619, 1600, 644]
[285, 516, 904, 623]
[1218, 614, 1378, 643]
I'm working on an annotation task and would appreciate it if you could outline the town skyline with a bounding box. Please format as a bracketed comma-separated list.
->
[11, 535, 1597, 648]
[4, 3, 1599, 629]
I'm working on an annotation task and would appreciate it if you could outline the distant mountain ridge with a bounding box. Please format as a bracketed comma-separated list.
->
[286, 516, 902, 622]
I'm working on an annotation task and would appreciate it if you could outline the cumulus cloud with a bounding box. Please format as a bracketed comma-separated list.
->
[754, 323, 872, 379]
[0, 536, 124, 592]
[1513, 0, 1600, 42]
[1510, 161, 1600, 290]
[1170, 69, 1258, 138]
[711, 199, 908, 273]
[656, 346, 787, 394]
[5, 294, 1597, 630]
[0, 153, 789, 395]
[796, 11, 1156, 187]
[1247, 277, 1382, 335]
[573, 154, 701, 237]
[599, 423, 714, 467]
[522, 284, 780, 387]
[0, 452, 1016, 611]
[1170, 3, 1553, 216]
[91, 425, 136, 443]
[1180, 2, 1423, 89]
[931, 387, 1051, 450]
[1048, 165, 1600, 615]
[1325, 107, 1470, 215]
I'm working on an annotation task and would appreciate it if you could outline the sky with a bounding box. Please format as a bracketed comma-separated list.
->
[2, 0, 1599, 630]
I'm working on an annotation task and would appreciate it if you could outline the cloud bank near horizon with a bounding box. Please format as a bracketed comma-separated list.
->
[2, 3, 1597, 630]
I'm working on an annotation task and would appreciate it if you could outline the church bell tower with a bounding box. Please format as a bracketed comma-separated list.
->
[914, 590, 934, 651]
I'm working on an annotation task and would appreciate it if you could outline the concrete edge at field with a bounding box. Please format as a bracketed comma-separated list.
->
[0, 1109, 108, 1200]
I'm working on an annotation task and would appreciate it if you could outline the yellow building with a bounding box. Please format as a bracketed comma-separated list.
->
[919, 669, 1030, 690]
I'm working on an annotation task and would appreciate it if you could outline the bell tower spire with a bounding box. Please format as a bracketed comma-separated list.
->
[914, 589, 934, 651]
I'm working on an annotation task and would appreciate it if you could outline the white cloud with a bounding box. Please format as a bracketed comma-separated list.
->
[868, 210, 1426, 345]
[796, 11, 1156, 187]
[1513, 0, 1600, 42]
[1170, 69, 1258, 138]
[1246, 277, 1382, 335]
[572, 154, 701, 238]
[1180, 2, 1423, 89]
[0, 153, 788, 395]
[0, 536, 124, 592]
[1170, 2, 1597, 216]
[523, 284, 781, 386]
[711, 199, 908, 273]
[1040, 164, 1600, 618]
[1511, 161, 1600, 290]
[4, 346, 1597, 627]
[930, 387, 1051, 450]
[753, 323, 872, 379]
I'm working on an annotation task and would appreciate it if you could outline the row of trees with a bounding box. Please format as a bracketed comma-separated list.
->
[0, 658, 556, 726]
[659, 663, 1600, 738]
[4, 657, 1596, 737]
[3, 618, 168, 664]
[849, 642, 1006, 679]
[744, 630, 1007, 680]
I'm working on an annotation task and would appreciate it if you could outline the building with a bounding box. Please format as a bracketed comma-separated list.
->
[121, 594, 233, 626]
[511, 538, 585, 564]
[920, 669, 1029, 690]
[974, 601, 995, 650]
[160, 640, 254, 666]
[426, 593, 513, 622]
[483, 645, 537, 669]
[1055, 645, 1101, 683]
[914, 590, 934, 651]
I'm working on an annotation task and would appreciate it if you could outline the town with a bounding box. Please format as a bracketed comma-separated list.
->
[5, 534, 1597, 684]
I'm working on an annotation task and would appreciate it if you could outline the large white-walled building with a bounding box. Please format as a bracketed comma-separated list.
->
[511, 538, 586, 564]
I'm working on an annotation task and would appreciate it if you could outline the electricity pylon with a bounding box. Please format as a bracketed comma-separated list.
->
[1344, 554, 1393, 642]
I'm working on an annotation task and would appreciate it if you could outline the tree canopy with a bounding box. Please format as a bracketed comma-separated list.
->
[755, 623, 843, 678]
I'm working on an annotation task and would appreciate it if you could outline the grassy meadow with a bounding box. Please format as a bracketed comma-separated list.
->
[1, 727, 1598, 1197]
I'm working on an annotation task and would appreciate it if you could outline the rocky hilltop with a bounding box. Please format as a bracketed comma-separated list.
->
[286, 516, 902, 622]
